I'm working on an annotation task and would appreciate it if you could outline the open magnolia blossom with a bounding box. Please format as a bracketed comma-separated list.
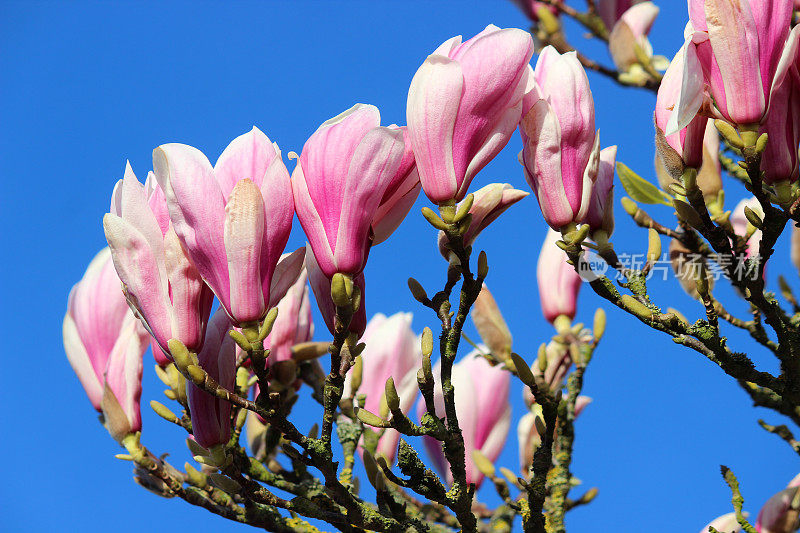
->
[62, 2, 800, 531]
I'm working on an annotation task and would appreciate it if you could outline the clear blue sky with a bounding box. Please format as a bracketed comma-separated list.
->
[1, 1, 796, 531]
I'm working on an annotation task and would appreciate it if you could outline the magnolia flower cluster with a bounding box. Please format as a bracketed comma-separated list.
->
[658, 0, 800, 187]
[60, 17, 629, 505]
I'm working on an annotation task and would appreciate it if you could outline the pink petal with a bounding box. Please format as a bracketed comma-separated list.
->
[407, 55, 462, 203]
[153, 144, 230, 308]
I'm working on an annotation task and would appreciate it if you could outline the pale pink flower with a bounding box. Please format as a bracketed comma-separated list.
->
[291, 104, 409, 277]
[608, 2, 660, 72]
[153, 127, 303, 326]
[103, 164, 214, 363]
[675, 0, 800, 128]
[701, 512, 743, 533]
[596, 0, 647, 31]
[537, 229, 582, 323]
[408, 25, 534, 204]
[518, 396, 590, 475]
[520, 47, 601, 230]
[417, 352, 511, 488]
[63, 248, 149, 441]
[344, 313, 420, 463]
[264, 267, 313, 365]
[585, 146, 618, 235]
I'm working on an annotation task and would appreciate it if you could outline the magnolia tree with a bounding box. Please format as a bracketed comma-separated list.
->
[62, 1, 800, 531]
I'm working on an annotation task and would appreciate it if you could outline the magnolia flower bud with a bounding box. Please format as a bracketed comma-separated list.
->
[64, 248, 149, 436]
[520, 47, 600, 230]
[153, 128, 301, 326]
[471, 284, 513, 361]
[343, 313, 420, 463]
[408, 25, 533, 204]
[292, 104, 412, 277]
[417, 353, 510, 488]
[537, 229, 582, 323]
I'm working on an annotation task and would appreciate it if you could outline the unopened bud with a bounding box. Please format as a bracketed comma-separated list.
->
[421, 327, 434, 357]
[537, 343, 548, 373]
[743, 206, 764, 229]
[755, 132, 769, 154]
[384, 377, 400, 412]
[472, 449, 496, 478]
[580, 487, 599, 504]
[621, 197, 638, 216]
[185, 463, 207, 487]
[408, 277, 429, 304]
[511, 352, 535, 389]
[421, 206, 449, 230]
[714, 119, 744, 149]
[350, 356, 363, 394]
[259, 307, 279, 341]
[229, 329, 252, 351]
[355, 407, 390, 428]
[168, 339, 192, 370]
[454, 193, 474, 223]
[621, 295, 654, 320]
[647, 229, 661, 264]
[331, 273, 352, 308]
[477, 250, 489, 279]
[208, 473, 241, 494]
[186, 364, 207, 386]
[150, 400, 179, 424]
[593, 308, 606, 340]
[307, 423, 319, 439]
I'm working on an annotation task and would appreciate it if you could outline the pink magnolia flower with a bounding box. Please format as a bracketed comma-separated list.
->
[655, 41, 710, 175]
[758, 68, 800, 184]
[520, 46, 601, 231]
[511, 0, 559, 22]
[437, 183, 529, 259]
[305, 244, 367, 337]
[608, 2, 660, 72]
[596, 0, 647, 31]
[731, 197, 764, 257]
[417, 352, 511, 488]
[64, 248, 142, 409]
[677, 0, 800, 128]
[103, 164, 214, 364]
[700, 512, 742, 533]
[756, 481, 800, 533]
[291, 104, 410, 278]
[187, 309, 237, 449]
[63, 248, 149, 441]
[585, 146, 618, 235]
[102, 317, 147, 442]
[344, 313, 420, 463]
[153, 127, 303, 326]
[407, 25, 534, 204]
[518, 396, 590, 475]
[537, 229, 582, 324]
[264, 266, 314, 365]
